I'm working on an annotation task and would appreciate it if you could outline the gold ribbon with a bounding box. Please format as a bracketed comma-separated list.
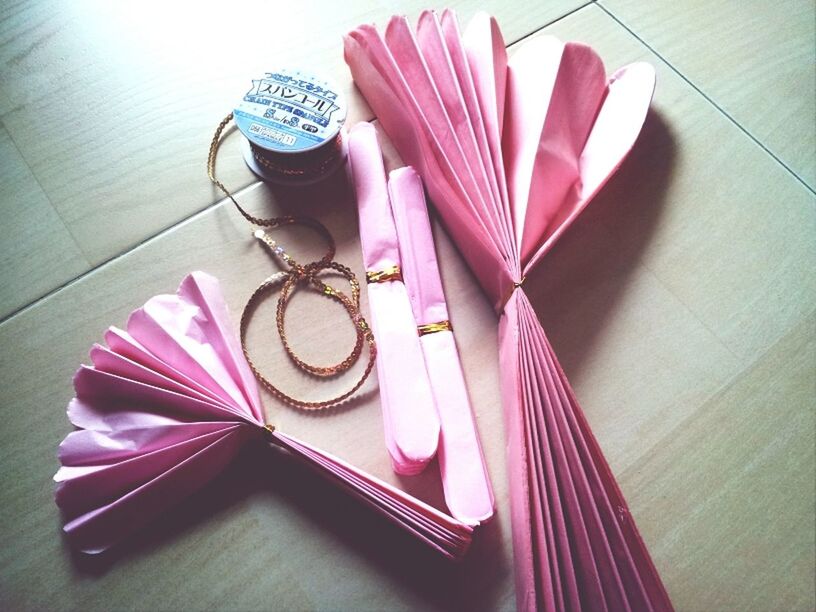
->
[209, 114, 377, 412]
[417, 320, 453, 336]
[366, 265, 403, 284]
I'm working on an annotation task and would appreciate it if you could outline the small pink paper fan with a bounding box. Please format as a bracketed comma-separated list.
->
[55, 271, 471, 559]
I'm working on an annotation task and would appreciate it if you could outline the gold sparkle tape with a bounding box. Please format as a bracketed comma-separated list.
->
[417, 320, 453, 336]
[497, 276, 527, 314]
[366, 266, 403, 284]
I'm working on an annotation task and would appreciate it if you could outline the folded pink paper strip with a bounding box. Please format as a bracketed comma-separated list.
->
[347, 122, 440, 475]
[345, 9, 673, 611]
[388, 165, 495, 526]
[55, 272, 471, 559]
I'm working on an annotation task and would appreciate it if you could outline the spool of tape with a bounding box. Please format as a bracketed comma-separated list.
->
[234, 69, 348, 185]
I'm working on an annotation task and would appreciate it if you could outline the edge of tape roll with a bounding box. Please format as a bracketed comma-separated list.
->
[234, 68, 348, 185]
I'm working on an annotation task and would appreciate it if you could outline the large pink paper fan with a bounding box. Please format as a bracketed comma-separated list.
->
[345, 9, 673, 611]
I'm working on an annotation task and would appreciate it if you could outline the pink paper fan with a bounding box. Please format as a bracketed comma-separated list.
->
[345, 9, 672, 611]
[55, 271, 471, 559]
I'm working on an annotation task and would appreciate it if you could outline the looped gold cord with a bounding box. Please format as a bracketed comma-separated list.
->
[239, 260, 377, 410]
[207, 113, 337, 262]
[417, 320, 453, 336]
[497, 276, 527, 314]
[366, 266, 403, 284]
[208, 114, 377, 411]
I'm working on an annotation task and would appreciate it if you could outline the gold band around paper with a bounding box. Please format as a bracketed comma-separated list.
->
[417, 320, 453, 336]
[366, 266, 403, 284]
[498, 276, 527, 314]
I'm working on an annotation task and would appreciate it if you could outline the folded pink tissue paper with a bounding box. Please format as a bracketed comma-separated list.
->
[388, 166, 494, 526]
[55, 272, 472, 559]
[349, 123, 493, 525]
[345, 9, 673, 611]
[347, 122, 440, 475]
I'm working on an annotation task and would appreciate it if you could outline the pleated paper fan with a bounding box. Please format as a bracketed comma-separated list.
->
[55, 271, 472, 559]
[344, 9, 673, 611]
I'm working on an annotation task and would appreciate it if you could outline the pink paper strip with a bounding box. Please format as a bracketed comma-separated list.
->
[389, 166, 495, 525]
[347, 122, 440, 474]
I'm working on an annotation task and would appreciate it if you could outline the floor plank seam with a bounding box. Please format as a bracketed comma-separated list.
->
[505, 1, 595, 47]
[0, 180, 263, 328]
[596, 2, 816, 197]
[2, 123, 92, 268]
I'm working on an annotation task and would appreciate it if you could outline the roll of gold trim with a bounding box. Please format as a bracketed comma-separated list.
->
[250, 132, 343, 180]
[417, 320, 453, 336]
[366, 266, 403, 284]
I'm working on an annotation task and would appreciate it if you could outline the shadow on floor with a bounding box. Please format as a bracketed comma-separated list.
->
[525, 109, 677, 383]
[66, 439, 510, 611]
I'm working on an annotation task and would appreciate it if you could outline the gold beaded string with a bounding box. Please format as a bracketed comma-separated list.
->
[208, 114, 376, 411]
[254, 229, 366, 377]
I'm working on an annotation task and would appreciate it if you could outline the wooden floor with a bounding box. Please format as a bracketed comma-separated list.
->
[1, 1, 813, 610]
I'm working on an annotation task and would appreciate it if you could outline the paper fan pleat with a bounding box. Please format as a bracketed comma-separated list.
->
[62, 428, 248, 554]
[58, 420, 241, 466]
[89, 344, 240, 415]
[73, 365, 245, 422]
[273, 431, 472, 559]
[344, 26, 511, 289]
[103, 327, 241, 411]
[438, 10, 516, 252]
[411, 13, 509, 256]
[56, 426, 245, 516]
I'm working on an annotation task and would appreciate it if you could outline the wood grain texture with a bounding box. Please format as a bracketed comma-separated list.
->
[599, 0, 816, 189]
[0, 0, 588, 272]
[0, 3, 814, 611]
[623, 312, 816, 611]
[0, 125, 89, 318]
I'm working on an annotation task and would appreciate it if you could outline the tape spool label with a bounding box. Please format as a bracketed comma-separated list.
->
[234, 69, 347, 154]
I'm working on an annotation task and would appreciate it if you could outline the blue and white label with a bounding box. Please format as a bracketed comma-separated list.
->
[234, 69, 347, 154]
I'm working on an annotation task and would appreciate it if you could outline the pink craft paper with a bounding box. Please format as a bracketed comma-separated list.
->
[389, 165, 495, 525]
[345, 9, 672, 611]
[347, 122, 440, 474]
[344, 26, 512, 303]
[55, 272, 472, 559]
